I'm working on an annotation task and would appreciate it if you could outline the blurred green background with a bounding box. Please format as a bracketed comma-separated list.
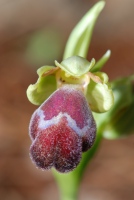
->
[0, 0, 134, 199]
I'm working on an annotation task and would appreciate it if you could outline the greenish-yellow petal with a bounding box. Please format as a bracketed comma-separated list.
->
[93, 72, 109, 83]
[87, 79, 114, 113]
[91, 50, 111, 72]
[55, 56, 95, 77]
[27, 66, 57, 105]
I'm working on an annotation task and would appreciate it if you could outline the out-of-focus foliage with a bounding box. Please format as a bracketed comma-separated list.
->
[94, 75, 134, 139]
[26, 28, 63, 65]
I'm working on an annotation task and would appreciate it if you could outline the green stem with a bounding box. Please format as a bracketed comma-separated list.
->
[53, 127, 103, 200]
[52, 168, 79, 200]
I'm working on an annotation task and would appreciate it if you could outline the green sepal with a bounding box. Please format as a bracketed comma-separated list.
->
[26, 66, 57, 105]
[63, 1, 105, 59]
[91, 50, 111, 72]
[55, 56, 95, 77]
[87, 72, 114, 113]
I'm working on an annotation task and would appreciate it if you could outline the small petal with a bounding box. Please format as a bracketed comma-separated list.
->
[91, 50, 111, 72]
[27, 66, 58, 105]
[87, 72, 114, 112]
[93, 72, 109, 83]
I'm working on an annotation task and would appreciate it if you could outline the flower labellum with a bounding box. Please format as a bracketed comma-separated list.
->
[29, 85, 96, 173]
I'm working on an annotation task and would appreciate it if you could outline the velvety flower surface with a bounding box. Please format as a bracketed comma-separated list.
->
[29, 85, 96, 173]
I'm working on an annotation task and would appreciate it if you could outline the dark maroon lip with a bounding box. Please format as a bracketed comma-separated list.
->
[29, 85, 96, 173]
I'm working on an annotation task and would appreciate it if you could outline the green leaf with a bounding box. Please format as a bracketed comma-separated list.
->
[63, 1, 105, 59]
[93, 75, 134, 139]
[55, 56, 95, 77]
[26, 66, 57, 105]
[110, 76, 134, 113]
[102, 75, 134, 139]
[103, 99, 134, 139]
[91, 50, 111, 72]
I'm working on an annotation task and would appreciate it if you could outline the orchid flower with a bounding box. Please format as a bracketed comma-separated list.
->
[27, 55, 114, 172]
